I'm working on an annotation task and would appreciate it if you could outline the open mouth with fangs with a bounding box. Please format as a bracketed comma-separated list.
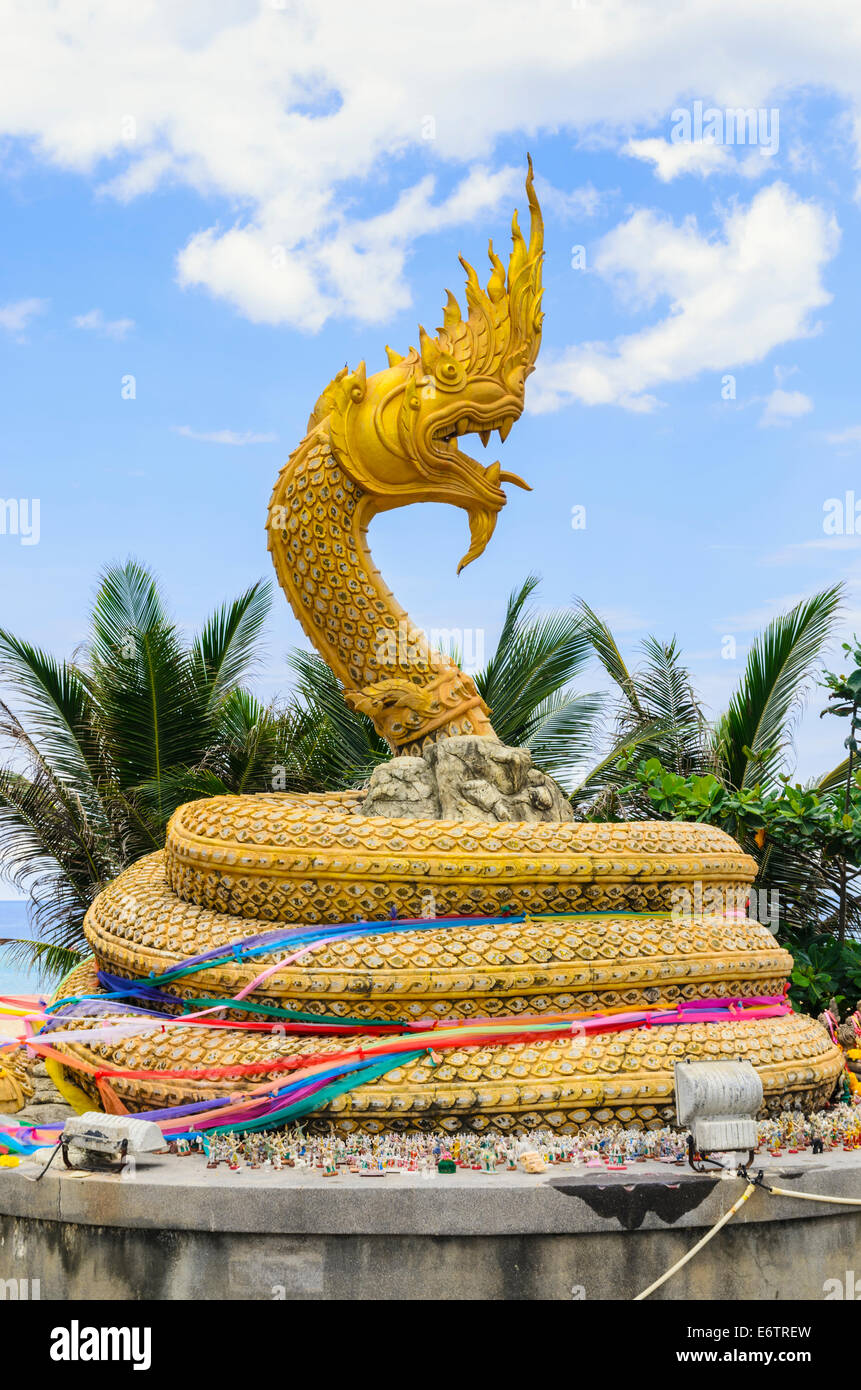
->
[435, 412, 516, 447]
[423, 407, 533, 573]
[431, 410, 531, 493]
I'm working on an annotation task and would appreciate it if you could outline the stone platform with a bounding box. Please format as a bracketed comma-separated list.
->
[1, 1148, 860, 1300]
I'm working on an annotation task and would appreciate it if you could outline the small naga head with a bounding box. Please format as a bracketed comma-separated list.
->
[314, 157, 544, 572]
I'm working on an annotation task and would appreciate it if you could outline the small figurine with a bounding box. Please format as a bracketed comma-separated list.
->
[519, 1150, 545, 1174]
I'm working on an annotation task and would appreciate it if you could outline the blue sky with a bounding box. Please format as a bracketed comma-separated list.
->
[2, 3, 861, 902]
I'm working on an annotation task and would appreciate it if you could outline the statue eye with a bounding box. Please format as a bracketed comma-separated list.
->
[436, 356, 463, 387]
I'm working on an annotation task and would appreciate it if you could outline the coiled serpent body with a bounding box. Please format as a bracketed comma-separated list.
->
[48, 169, 842, 1130]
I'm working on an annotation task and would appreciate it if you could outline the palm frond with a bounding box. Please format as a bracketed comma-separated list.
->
[88, 563, 210, 821]
[191, 581, 272, 710]
[133, 766, 236, 826]
[287, 648, 389, 787]
[628, 635, 711, 776]
[714, 585, 843, 790]
[95, 623, 203, 805]
[568, 720, 671, 814]
[475, 574, 542, 698]
[0, 766, 113, 900]
[0, 937, 85, 986]
[0, 559, 283, 981]
[0, 768, 107, 977]
[0, 631, 107, 820]
[212, 688, 281, 794]
[750, 835, 861, 938]
[815, 758, 852, 795]
[475, 578, 599, 750]
[87, 558, 170, 662]
[573, 598, 646, 719]
[518, 691, 604, 791]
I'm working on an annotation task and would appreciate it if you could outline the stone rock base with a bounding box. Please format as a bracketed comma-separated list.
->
[358, 736, 574, 823]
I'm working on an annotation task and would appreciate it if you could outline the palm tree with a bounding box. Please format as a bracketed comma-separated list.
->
[713, 587, 844, 790]
[0, 567, 606, 983]
[572, 585, 856, 939]
[0, 559, 273, 980]
[566, 605, 714, 816]
[285, 575, 604, 794]
[573, 586, 843, 810]
[474, 576, 603, 788]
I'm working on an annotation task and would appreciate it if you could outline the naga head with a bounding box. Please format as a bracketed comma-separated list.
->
[315, 157, 544, 572]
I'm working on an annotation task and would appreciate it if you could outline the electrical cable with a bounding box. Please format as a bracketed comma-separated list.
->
[633, 1181, 756, 1300]
[636, 1159, 861, 1299]
[740, 1164, 861, 1207]
[33, 1141, 62, 1182]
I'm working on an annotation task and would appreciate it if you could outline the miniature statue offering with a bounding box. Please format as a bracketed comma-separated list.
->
[519, 1150, 545, 1174]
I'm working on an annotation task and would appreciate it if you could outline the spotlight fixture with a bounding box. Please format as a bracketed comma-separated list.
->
[674, 1060, 762, 1170]
[61, 1113, 165, 1171]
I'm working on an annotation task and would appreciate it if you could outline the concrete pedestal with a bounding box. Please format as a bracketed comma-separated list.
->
[1, 1150, 860, 1300]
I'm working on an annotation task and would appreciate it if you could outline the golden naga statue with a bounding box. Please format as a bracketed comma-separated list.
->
[268, 157, 543, 755]
[46, 162, 842, 1133]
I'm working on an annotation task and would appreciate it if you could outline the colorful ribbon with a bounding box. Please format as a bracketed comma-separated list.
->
[1, 995, 792, 1152]
[0, 906, 795, 1152]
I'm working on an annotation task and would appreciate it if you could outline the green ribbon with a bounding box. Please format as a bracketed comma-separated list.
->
[179, 995, 406, 1029]
[190, 1050, 427, 1140]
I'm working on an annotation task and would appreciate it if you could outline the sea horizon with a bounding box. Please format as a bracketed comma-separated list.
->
[0, 899, 43, 997]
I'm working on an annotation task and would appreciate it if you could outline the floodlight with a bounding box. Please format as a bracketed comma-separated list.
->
[674, 1060, 762, 1169]
[61, 1112, 165, 1170]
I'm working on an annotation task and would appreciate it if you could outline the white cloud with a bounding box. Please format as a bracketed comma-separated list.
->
[826, 425, 861, 446]
[530, 184, 838, 412]
[585, 605, 650, 634]
[764, 537, 861, 565]
[1, 1, 861, 330]
[718, 591, 815, 631]
[177, 164, 520, 329]
[73, 308, 135, 340]
[623, 136, 778, 184]
[623, 137, 735, 181]
[773, 363, 799, 386]
[787, 142, 821, 175]
[172, 426, 277, 446]
[0, 297, 48, 336]
[759, 387, 813, 427]
[536, 178, 612, 220]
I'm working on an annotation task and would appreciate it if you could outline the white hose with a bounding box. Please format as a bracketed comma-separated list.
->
[634, 1172, 861, 1300]
[634, 1181, 756, 1300]
[767, 1183, 861, 1206]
